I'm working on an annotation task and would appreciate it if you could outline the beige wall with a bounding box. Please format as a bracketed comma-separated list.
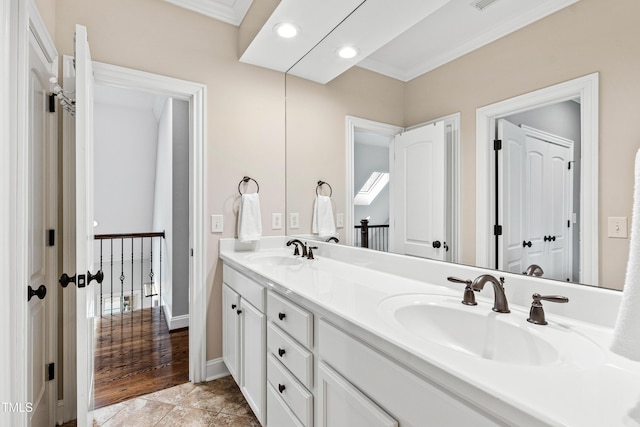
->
[285, 68, 405, 241]
[54, 0, 286, 361]
[404, 0, 640, 290]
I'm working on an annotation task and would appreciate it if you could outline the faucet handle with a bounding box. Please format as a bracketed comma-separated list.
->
[307, 246, 318, 260]
[527, 293, 569, 325]
[447, 276, 477, 306]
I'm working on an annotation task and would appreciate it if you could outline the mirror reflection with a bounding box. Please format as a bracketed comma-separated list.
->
[284, 0, 640, 291]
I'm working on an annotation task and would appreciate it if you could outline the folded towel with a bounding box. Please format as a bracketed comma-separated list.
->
[312, 195, 336, 238]
[238, 193, 262, 242]
[611, 149, 640, 361]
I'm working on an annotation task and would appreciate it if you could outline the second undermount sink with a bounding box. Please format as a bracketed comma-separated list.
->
[244, 252, 304, 267]
[378, 294, 604, 368]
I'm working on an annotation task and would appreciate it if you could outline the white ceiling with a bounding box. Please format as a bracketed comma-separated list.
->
[170, 0, 580, 84]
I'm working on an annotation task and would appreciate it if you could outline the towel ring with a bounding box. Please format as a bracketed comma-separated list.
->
[238, 176, 259, 195]
[316, 180, 332, 197]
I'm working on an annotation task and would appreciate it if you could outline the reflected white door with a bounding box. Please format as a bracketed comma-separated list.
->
[27, 27, 56, 427]
[74, 24, 97, 426]
[498, 120, 573, 280]
[391, 122, 446, 259]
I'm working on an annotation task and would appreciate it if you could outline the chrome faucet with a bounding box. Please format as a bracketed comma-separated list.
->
[523, 264, 544, 277]
[471, 274, 510, 313]
[286, 239, 307, 257]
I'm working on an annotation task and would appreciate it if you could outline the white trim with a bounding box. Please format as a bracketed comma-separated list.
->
[161, 299, 190, 330]
[345, 116, 403, 246]
[163, 0, 253, 26]
[206, 358, 231, 381]
[476, 72, 599, 285]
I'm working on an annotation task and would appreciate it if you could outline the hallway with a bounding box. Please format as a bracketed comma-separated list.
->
[94, 306, 189, 408]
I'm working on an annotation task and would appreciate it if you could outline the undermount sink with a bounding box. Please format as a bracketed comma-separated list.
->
[378, 294, 604, 367]
[244, 253, 304, 267]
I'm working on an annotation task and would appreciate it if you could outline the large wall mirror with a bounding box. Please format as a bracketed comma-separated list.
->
[283, 0, 640, 291]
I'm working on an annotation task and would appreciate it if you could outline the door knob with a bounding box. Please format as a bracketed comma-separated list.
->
[87, 270, 104, 285]
[523, 240, 532, 248]
[59, 273, 76, 288]
[432, 240, 442, 249]
[28, 284, 47, 301]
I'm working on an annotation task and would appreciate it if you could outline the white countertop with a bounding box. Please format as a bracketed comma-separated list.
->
[219, 237, 640, 427]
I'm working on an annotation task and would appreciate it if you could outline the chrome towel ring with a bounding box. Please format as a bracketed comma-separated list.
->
[316, 180, 332, 197]
[238, 176, 259, 195]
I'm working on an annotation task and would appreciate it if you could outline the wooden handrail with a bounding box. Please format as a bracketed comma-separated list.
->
[94, 231, 165, 240]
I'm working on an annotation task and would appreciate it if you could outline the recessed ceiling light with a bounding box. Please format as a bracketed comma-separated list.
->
[337, 46, 359, 59]
[274, 23, 300, 39]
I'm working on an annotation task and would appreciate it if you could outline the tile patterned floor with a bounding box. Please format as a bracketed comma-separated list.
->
[90, 375, 260, 427]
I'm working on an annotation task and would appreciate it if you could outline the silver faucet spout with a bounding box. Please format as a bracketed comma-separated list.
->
[523, 264, 544, 277]
[471, 274, 510, 313]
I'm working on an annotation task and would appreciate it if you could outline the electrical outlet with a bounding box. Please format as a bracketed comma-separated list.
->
[272, 213, 282, 230]
[336, 213, 344, 228]
[290, 213, 299, 229]
[211, 215, 223, 233]
[608, 217, 628, 238]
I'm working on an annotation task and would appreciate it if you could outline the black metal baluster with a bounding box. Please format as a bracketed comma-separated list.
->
[140, 237, 144, 312]
[149, 237, 154, 308]
[120, 238, 125, 313]
[131, 237, 134, 313]
[159, 236, 162, 310]
[100, 240, 103, 317]
[110, 239, 114, 316]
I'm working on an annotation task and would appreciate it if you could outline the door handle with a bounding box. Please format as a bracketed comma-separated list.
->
[28, 284, 47, 301]
[87, 270, 104, 285]
[432, 240, 442, 249]
[523, 240, 532, 248]
[59, 273, 76, 288]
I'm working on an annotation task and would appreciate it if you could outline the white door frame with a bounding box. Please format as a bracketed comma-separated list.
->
[345, 116, 403, 246]
[2, 0, 59, 425]
[476, 73, 599, 285]
[61, 60, 208, 417]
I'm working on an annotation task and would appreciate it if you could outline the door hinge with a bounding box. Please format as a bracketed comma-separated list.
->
[494, 225, 503, 236]
[493, 139, 502, 151]
[47, 229, 55, 247]
[568, 161, 571, 170]
[48, 94, 56, 113]
[568, 220, 571, 228]
[47, 363, 54, 381]
[191, 248, 194, 257]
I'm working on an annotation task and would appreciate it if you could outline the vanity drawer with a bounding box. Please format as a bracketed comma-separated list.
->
[267, 382, 305, 427]
[267, 322, 313, 388]
[267, 291, 313, 348]
[223, 264, 264, 311]
[267, 353, 313, 427]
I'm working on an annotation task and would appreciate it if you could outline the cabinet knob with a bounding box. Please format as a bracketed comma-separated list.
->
[278, 348, 286, 357]
[236, 309, 242, 315]
[231, 304, 237, 310]
[278, 312, 286, 321]
[278, 384, 286, 393]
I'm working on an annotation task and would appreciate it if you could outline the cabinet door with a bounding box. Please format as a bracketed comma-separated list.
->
[318, 362, 397, 427]
[222, 284, 240, 382]
[240, 299, 266, 425]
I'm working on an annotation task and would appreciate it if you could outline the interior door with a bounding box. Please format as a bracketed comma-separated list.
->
[74, 24, 97, 426]
[27, 28, 56, 427]
[391, 122, 446, 259]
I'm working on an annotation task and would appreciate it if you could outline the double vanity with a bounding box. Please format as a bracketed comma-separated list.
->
[219, 236, 639, 426]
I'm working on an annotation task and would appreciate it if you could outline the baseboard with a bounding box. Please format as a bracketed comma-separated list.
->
[206, 358, 230, 381]
[161, 298, 189, 330]
[56, 400, 64, 426]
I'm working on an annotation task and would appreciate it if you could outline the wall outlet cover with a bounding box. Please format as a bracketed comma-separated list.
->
[608, 216, 628, 239]
[211, 214, 223, 233]
[336, 213, 344, 228]
[272, 213, 283, 230]
[290, 213, 300, 229]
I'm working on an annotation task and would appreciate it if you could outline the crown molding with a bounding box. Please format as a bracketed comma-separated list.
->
[164, 0, 253, 26]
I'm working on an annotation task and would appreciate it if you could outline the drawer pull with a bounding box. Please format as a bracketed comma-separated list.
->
[278, 312, 286, 321]
[278, 383, 286, 393]
[278, 348, 286, 357]
[236, 309, 242, 315]
[231, 304, 237, 309]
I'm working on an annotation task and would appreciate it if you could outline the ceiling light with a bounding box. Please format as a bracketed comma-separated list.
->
[274, 23, 300, 39]
[337, 46, 359, 59]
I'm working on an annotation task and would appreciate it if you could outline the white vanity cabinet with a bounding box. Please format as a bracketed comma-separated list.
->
[266, 290, 314, 427]
[222, 265, 266, 425]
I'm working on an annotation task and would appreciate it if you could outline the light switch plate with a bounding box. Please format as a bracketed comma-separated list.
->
[290, 213, 299, 229]
[211, 214, 223, 233]
[608, 216, 628, 238]
[272, 213, 282, 230]
[336, 213, 344, 228]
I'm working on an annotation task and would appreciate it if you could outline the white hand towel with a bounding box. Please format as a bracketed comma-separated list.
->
[237, 193, 262, 243]
[611, 149, 640, 361]
[312, 195, 336, 238]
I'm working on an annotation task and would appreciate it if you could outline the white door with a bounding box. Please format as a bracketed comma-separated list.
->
[498, 120, 573, 279]
[74, 24, 98, 426]
[390, 122, 446, 259]
[27, 27, 57, 427]
[239, 299, 266, 425]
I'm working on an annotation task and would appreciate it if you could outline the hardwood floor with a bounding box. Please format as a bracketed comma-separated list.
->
[94, 306, 189, 409]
